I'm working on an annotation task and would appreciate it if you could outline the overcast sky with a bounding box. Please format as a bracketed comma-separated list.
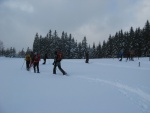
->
[0, 0, 150, 52]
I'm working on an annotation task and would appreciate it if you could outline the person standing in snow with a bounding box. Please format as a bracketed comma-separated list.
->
[85, 51, 89, 63]
[25, 53, 31, 71]
[43, 53, 48, 64]
[53, 50, 66, 75]
[119, 49, 124, 61]
[33, 52, 40, 73]
[126, 50, 130, 62]
[130, 50, 134, 61]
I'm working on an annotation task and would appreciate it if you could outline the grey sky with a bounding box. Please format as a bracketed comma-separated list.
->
[0, 0, 150, 52]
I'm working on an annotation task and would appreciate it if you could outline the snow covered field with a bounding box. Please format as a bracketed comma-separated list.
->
[0, 57, 150, 113]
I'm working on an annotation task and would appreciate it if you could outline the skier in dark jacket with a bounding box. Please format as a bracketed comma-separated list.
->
[43, 53, 48, 64]
[85, 51, 89, 63]
[53, 50, 66, 75]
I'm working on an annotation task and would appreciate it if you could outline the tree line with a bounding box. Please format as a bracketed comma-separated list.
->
[102, 20, 150, 58]
[33, 30, 89, 59]
[0, 40, 29, 57]
[0, 20, 149, 58]
[33, 20, 150, 59]
[0, 40, 17, 57]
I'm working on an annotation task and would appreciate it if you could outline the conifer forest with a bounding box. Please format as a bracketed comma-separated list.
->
[0, 20, 150, 58]
[33, 20, 150, 59]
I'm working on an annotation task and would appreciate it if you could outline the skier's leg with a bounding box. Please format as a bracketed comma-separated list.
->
[33, 63, 36, 73]
[26, 61, 28, 70]
[43, 59, 46, 64]
[53, 64, 57, 74]
[85, 59, 88, 63]
[27, 61, 30, 71]
[58, 62, 66, 75]
[44, 59, 46, 64]
[37, 62, 39, 73]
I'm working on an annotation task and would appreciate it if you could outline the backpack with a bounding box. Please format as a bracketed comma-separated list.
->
[26, 55, 30, 61]
[57, 52, 62, 61]
[34, 54, 40, 62]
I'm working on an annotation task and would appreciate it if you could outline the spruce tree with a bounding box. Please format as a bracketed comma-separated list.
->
[0, 40, 4, 56]
[96, 42, 102, 58]
[33, 33, 40, 53]
[143, 20, 150, 56]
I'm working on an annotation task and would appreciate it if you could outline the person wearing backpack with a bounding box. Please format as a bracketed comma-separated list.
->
[53, 50, 66, 75]
[33, 52, 40, 73]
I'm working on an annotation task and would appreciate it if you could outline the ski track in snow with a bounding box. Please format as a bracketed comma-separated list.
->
[76, 76, 150, 112]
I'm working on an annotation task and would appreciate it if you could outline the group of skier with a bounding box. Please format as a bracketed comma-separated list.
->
[119, 49, 135, 61]
[25, 48, 137, 75]
[25, 52, 40, 73]
[25, 49, 67, 75]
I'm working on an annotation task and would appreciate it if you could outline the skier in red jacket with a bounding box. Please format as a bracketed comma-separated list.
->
[53, 50, 66, 75]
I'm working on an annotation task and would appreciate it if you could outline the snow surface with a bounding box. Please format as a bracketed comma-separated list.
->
[0, 57, 150, 113]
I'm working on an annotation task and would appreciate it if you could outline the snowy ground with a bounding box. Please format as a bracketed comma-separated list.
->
[0, 57, 150, 113]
